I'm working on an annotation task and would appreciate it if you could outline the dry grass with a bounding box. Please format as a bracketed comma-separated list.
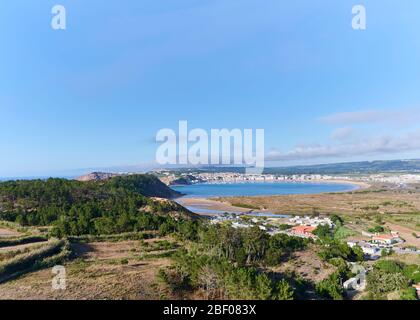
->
[217, 187, 420, 216]
[0, 238, 175, 300]
[0, 228, 21, 238]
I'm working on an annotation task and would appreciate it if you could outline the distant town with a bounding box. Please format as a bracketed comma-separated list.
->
[154, 169, 420, 187]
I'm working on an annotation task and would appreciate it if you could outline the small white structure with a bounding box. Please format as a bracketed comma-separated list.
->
[371, 234, 400, 245]
[343, 277, 366, 291]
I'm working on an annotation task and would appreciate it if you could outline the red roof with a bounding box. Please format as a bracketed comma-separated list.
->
[292, 225, 316, 234]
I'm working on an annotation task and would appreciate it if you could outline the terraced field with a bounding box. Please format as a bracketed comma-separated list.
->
[0, 230, 177, 300]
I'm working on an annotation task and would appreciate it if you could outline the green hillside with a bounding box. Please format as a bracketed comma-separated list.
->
[0, 175, 192, 237]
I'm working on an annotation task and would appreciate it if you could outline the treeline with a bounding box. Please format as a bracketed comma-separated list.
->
[159, 224, 310, 299]
[0, 174, 177, 211]
[198, 225, 309, 266]
[0, 175, 190, 236]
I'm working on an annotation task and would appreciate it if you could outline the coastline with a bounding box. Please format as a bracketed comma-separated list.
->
[174, 179, 369, 215]
[308, 179, 371, 190]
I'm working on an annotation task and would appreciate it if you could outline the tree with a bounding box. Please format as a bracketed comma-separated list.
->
[313, 224, 331, 240]
[315, 271, 344, 300]
[329, 214, 343, 227]
[351, 245, 365, 262]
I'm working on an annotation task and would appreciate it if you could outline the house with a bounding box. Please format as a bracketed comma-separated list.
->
[290, 225, 316, 238]
[347, 240, 381, 257]
[371, 234, 398, 245]
[360, 244, 381, 256]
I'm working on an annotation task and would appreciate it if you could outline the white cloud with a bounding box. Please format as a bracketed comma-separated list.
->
[318, 108, 419, 125]
[266, 130, 420, 161]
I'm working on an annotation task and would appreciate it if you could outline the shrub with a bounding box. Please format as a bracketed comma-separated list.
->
[315, 271, 344, 300]
[399, 287, 417, 300]
[402, 264, 420, 283]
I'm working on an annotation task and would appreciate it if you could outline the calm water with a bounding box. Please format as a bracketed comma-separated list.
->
[172, 181, 357, 198]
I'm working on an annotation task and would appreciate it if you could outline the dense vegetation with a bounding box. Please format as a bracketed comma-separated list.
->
[159, 224, 310, 299]
[309, 218, 366, 300]
[366, 260, 419, 300]
[0, 175, 190, 236]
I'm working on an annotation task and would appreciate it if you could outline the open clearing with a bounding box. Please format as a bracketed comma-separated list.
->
[0, 238, 174, 300]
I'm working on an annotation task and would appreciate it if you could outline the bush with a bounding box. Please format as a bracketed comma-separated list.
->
[313, 224, 331, 240]
[402, 264, 420, 283]
[315, 271, 344, 300]
[368, 225, 384, 233]
[399, 287, 417, 300]
[318, 241, 352, 261]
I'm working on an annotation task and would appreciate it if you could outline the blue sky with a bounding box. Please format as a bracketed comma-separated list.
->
[1, 0, 420, 177]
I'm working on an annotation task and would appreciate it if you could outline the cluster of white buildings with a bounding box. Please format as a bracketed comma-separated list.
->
[209, 213, 336, 240]
[210, 214, 272, 231]
[347, 231, 405, 259]
[288, 215, 334, 228]
[187, 173, 337, 183]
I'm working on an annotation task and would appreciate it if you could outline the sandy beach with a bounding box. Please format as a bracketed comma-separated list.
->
[310, 179, 371, 190]
[176, 197, 250, 214]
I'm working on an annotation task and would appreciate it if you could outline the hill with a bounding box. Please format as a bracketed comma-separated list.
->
[0, 174, 191, 236]
[76, 172, 121, 181]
